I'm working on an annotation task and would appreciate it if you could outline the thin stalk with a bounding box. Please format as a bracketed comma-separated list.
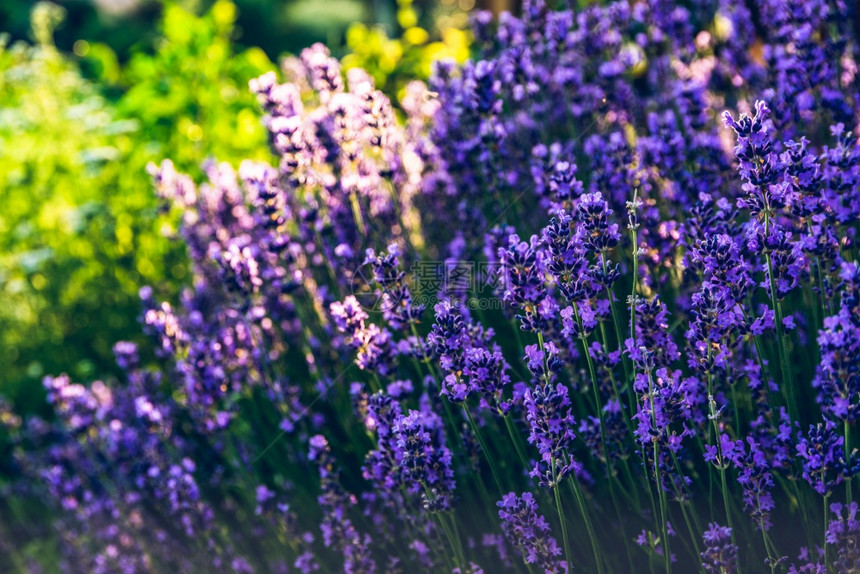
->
[571, 475, 605, 574]
[707, 363, 740, 571]
[641, 447, 663, 560]
[446, 511, 468, 568]
[423, 483, 464, 569]
[348, 188, 366, 236]
[668, 451, 704, 550]
[627, 196, 642, 412]
[464, 406, 505, 495]
[503, 412, 531, 474]
[433, 513, 460, 571]
[763, 211, 797, 423]
[776, 473, 817, 552]
[823, 492, 830, 572]
[369, 373, 382, 394]
[647, 370, 671, 574]
[677, 499, 703, 566]
[595, 320, 640, 507]
[629, 188, 640, 344]
[571, 305, 637, 512]
[653, 440, 672, 574]
[759, 501, 780, 574]
[598, 320, 629, 419]
[601, 251, 631, 385]
[719, 465, 736, 553]
[846, 420, 853, 506]
[552, 459, 574, 574]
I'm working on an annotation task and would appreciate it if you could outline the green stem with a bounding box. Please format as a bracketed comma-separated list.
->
[571, 475, 605, 574]
[762, 212, 797, 423]
[823, 492, 830, 572]
[464, 406, 505, 495]
[653, 439, 672, 574]
[601, 251, 631, 386]
[647, 371, 671, 574]
[627, 202, 641, 413]
[553, 459, 574, 574]
[435, 513, 461, 570]
[707, 363, 740, 571]
[349, 188, 366, 236]
[760, 504, 780, 574]
[503, 412, 531, 475]
[447, 511, 468, 568]
[846, 420, 853, 506]
[677, 499, 703, 566]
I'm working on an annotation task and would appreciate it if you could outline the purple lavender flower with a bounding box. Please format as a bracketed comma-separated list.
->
[700, 523, 738, 574]
[625, 297, 679, 373]
[428, 300, 509, 408]
[523, 348, 577, 488]
[734, 437, 777, 532]
[364, 245, 425, 330]
[10, 2, 860, 572]
[633, 369, 696, 497]
[497, 233, 551, 332]
[392, 409, 455, 512]
[331, 295, 395, 376]
[362, 392, 404, 494]
[308, 435, 376, 573]
[814, 262, 860, 422]
[577, 191, 621, 256]
[796, 422, 846, 496]
[826, 502, 860, 572]
[723, 101, 786, 216]
[541, 211, 595, 304]
[497, 492, 565, 572]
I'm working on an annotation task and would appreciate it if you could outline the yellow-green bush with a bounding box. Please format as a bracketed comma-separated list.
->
[116, 0, 275, 175]
[0, 1, 274, 410]
[341, 0, 470, 99]
[0, 0, 467, 410]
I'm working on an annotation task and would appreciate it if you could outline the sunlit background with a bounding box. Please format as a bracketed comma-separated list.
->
[0, 0, 492, 414]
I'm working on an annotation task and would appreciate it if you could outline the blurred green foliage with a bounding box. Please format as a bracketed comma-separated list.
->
[0, 1, 275, 412]
[0, 0, 409, 68]
[116, 0, 275, 173]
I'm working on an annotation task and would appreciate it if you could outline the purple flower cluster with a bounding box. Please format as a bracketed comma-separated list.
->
[497, 492, 565, 572]
[309, 435, 375, 573]
[826, 502, 860, 572]
[3, 1, 860, 572]
[428, 300, 511, 409]
[522, 343, 578, 488]
[700, 523, 738, 574]
[814, 262, 860, 422]
[394, 408, 455, 512]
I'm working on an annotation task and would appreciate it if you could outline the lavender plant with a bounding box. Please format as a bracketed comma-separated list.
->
[3, 1, 860, 572]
